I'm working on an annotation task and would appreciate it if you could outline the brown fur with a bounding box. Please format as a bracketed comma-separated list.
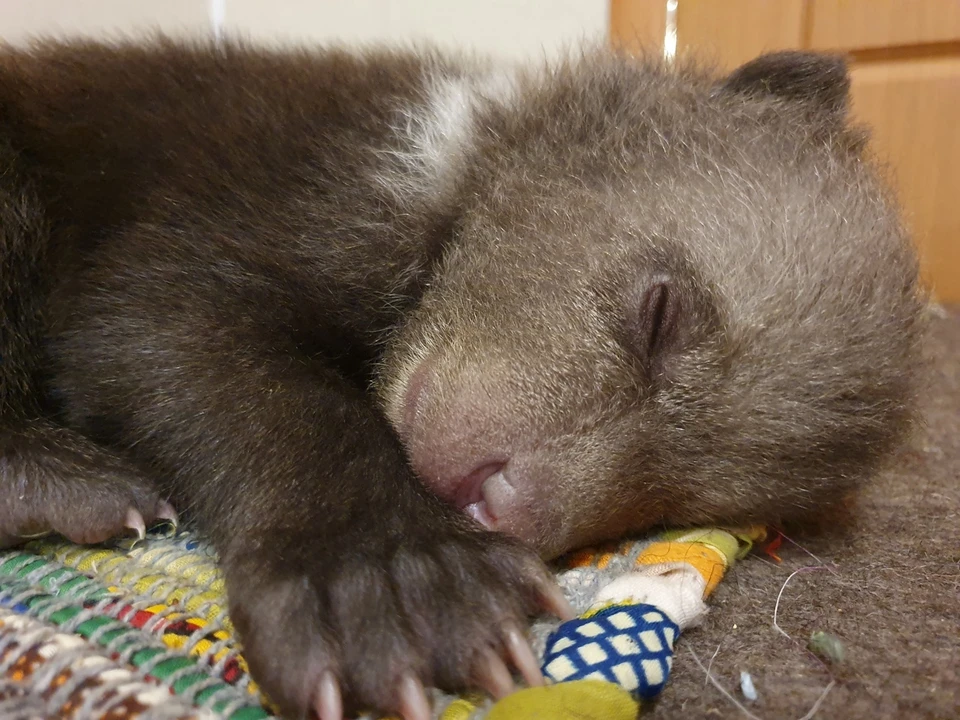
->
[0, 36, 924, 716]
[379, 49, 926, 558]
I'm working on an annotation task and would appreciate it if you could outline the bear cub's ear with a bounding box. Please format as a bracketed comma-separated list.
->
[719, 50, 850, 118]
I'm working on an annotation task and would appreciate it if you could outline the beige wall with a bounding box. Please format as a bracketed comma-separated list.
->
[2, 0, 608, 60]
[226, 0, 607, 59]
[2, 0, 209, 41]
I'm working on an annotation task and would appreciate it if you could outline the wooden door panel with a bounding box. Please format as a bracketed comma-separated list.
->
[610, 0, 668, 54]
[851, 57, 960, 299]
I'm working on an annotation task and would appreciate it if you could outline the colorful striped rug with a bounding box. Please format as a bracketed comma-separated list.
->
[0, 526, 265, 720]
[0, 523, 753, 718]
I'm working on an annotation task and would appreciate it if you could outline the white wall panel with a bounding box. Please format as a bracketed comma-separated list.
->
[225, 0, 609, 60]
[1, 0, 608, 60]
[1, 0, 209, 44]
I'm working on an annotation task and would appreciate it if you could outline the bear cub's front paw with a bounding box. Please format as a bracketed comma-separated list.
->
[224, 527, 572, 719]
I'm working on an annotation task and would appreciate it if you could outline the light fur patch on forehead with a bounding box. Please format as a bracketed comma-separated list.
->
[374, 63, 517, 203]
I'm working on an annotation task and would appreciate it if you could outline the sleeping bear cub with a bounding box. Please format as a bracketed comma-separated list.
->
[0, 39, 923, 718]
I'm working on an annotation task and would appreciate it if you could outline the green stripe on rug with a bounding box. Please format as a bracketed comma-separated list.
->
[0, 551, 270, 720]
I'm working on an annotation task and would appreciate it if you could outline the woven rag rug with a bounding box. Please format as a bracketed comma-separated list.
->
[0, 522, 759, 720]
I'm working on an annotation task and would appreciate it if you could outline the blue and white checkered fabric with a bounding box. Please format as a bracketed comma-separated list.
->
[541, 602, 680, 699]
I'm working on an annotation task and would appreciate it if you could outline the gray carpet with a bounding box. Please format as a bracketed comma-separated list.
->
[648, 306, 960, 719]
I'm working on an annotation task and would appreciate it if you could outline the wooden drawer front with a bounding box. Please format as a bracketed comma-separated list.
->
[808, 0, 960, 52]
[675, 0, 805, 68]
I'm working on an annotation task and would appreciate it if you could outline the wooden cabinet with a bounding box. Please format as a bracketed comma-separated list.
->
[611, 0, 960, 302]
[807, 0, 960, 52]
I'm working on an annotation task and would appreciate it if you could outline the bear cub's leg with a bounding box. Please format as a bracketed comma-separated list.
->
[0, 422, 173, 547]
